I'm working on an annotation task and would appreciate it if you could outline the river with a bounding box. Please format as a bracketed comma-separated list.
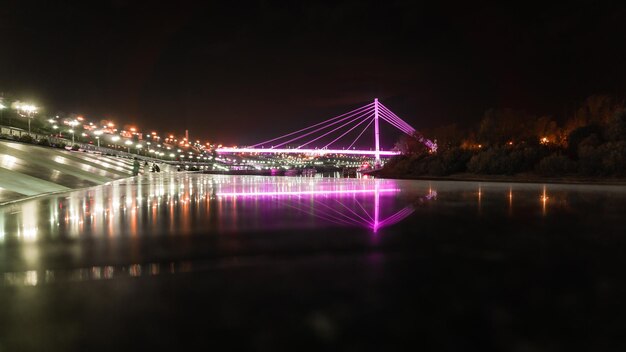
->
[0, 174, 625, 350]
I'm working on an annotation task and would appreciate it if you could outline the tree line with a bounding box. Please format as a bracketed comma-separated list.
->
[381, 95, 626, 178]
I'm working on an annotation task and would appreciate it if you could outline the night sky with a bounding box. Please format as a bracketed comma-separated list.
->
[2, 1, 626, 145]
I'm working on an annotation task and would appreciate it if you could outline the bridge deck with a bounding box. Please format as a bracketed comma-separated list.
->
[216, 147, 400, 156]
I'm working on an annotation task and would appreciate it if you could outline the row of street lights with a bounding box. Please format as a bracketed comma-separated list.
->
[1, 101, 211, 161]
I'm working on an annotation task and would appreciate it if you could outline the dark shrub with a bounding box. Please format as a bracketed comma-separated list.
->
[604, 110, 626, 142]
[37, 138, 51, 146]
[440, 147, 472, 174]
[578, 144, 602, 176]
[18, 134, 34, 144]
[71, 144, 80, 151]
[467, 148, 511, 174]
[535, 154, 576, 176]
[381, 156, 412, 177]
[408, 154, 430, 175]
[567, 125, 603, 158]
[427, 159, 445, 176]
[599, 141, 626, 176]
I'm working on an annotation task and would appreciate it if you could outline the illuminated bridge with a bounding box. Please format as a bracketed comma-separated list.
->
[216, 99, 437, 163]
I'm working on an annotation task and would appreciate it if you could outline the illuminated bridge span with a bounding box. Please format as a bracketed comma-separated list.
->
[216, 99, 437, 162]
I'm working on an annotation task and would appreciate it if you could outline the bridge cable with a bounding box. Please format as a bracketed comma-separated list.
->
[282, 201, 360, 227]
[378, 107, 415, 134]
[378, 102, 414, 128]
[378, 104, 415, 132]
[322, 112, 374, 149]
[378, 110, 414, 135]
[269, 105, 375, 149]
[354, 198, 375, 222]
[334, 199, 376, 225]
[293, 109, 374, 149]
[250, 102, 374, 148]
[346, 117, 375, 150]
[378, 105, 437, 152]
[378, 104, 416, 133]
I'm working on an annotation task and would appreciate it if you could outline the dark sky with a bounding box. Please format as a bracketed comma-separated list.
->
[2, 0, 626, 145]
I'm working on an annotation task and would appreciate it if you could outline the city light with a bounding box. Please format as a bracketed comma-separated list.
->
[93, 130, 103, 136]
[68, 120, 79, 144]
[13, 103, 38, 135]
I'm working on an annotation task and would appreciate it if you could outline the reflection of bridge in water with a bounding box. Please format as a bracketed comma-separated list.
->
[216, 99, 437, 166]
[0, 175, 438, 245]
[216, 179, 437, 232]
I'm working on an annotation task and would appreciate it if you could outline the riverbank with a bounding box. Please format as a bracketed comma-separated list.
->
[374, 171, 626, 186]
[0, 140, 172, 204]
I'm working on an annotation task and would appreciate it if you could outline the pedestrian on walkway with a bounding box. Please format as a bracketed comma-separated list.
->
[132, 158, 140, 176]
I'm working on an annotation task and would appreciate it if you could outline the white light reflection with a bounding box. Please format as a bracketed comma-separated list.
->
[20, 202, 39, 242]
[0, 154, 18, 169]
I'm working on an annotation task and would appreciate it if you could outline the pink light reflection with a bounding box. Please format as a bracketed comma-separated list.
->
[216, 188, 400, 197]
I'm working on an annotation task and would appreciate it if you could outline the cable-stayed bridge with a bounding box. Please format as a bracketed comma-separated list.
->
[216, 99, 437, 162]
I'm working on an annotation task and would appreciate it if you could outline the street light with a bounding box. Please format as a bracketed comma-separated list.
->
[109, 135, 120, 150]
[93, 130, 103, 147]
[15, 103, 37, 135]
[68, 120, 79, 144]
[125, 140, 133, 153]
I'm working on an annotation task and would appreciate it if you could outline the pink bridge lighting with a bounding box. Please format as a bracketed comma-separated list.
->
[216, 99, 436, 159]
[216, 180, 437, 232]
[216, 188, 400, 197]
[215, 147, 400, 156]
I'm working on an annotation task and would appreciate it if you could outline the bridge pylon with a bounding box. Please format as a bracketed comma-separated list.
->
[374, 98, 380, 164]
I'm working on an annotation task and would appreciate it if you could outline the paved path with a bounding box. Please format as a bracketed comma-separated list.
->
[0, 140, 140, 203]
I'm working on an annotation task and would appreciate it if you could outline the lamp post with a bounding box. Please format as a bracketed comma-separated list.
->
[125, 140, 133, 153]
[68, 120, 78, 144]
[15, 104, 37, 135]
[93, 130, 103, 147]
[110, 135, 120, 150]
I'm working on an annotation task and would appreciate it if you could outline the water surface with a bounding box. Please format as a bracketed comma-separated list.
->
[1, 174, 625, 350]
